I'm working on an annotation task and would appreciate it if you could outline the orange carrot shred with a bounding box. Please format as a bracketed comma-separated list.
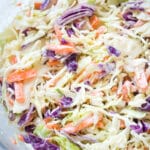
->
[46, 44, 76, 55]
[14, 82, 25, 104]
[9, 99, 14, 106]
[46, 123, 61, 130]
[11, 138, 17, 145]
[61, 113, 103, 133]
[111, 86, 118, 92]
[16, 2, 22, 6]
[9, 55, 17, 64]
[135, 71, 148, 92]
[90, 15, 102, 29]
[26, 9, 31, 17]
[54, 25, 62, 41]
[44, 117, 52, 124]
[96, 26, 107, 38]
[47, 60, 60, 66]
[96, 121, 104, 128]
[34, 2, 42, 10]
[120, 120, 126, 129]
[18, 134, 24, 142]
[133, 20, 145, 28]
[7, 69, 37, 83]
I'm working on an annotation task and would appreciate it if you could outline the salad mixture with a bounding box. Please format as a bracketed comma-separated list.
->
[0, 0, 150, 149]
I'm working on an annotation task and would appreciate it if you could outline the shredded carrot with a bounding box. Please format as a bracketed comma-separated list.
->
[7, 69, 37, 83]
[111, 86, 118, 92]
[103, 55, 110, 61]
[120, 120, 126, 129]
[8, 98, 14, 106]
[61, 123, 76, 133]
[135, 71, 148, 92]
[89, 72, 100, 84]
[47, 60, 60, 66]
[16, 2, 22, 6]
[61, 113, 103, 133]
[133, 20, 145, 28]
[121, 80, 131, 102]
[44, 117, 52, 124]
[75, 114, 94, 132]
[26, 8, 31, 17]
[11, 138, 17, 145]
[90, 15, 102, 29]
[47, 44, 76, 55]
[148, 75, 150, 82]
[18, 134, 24, 142]
[46, 123, 61, 130]
[9, 55, 17, 64]
[14, 82, 25, 104]
[54, 25, 62, 42]
[96, 26, 107, 38]
[49, 76, 62, 87]
[34, 2, 42, 10]
[96, 121, 104, 128]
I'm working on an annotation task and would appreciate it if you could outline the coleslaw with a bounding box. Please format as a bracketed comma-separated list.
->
[0, 0, 150, 150]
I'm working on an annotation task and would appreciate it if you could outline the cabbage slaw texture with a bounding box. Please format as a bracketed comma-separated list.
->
[0, 0, 150, 150]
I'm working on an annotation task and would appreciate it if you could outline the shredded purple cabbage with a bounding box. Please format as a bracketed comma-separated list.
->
[107, 46, 121, 57]
[7, 83, 14, 90]
[44, 107, 61, 118]
[127, 1, 144, 11]
[22, 28, 31, 37]
[66, 28, 75, 37]
[123, 11, 138, 23]
[74, 20, 86, 29]
[140, 97, 150, 111]
[40, 0, 50, 10]
[60, 96, 73, 108]
[65, 53, 78, 72]
[22, 27, 36, 37]
[40, 0, 57, 10]
[42, 50, 56, 58]
[84, 80, 91, 85]
[98, 62, 116, 78]
[18, 105, 36, 127]
[25, 124, 36, 133]
[6, 83, 15, 100]
[75, 87, 81, 92]
[22, 29, 29, 36]
[146, 97, 150, 103]
[0, 80, 2, 97]
[61, 38, 69, 45]
[140, 103, 150, 111]
[130, 120, 149, 134]
[21, 43, 31, 49]
[24, 134, 59, 150]
[8, 111, 16, 121]
[56, 4, 95, 26]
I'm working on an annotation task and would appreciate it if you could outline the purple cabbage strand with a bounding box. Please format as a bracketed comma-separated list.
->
[130, 120, 149, 134]
[56, 4, 95, 26]
[42, 50, 56, 58]
[98, 62, 116, 78]
[44, 107, 61, 118]
[24, 134, 60, 150]
[60, 96, 73, 108]
[140, 97, 150, 111]
[107, 46, 121, 57]
[65, 53, 78, 72]
[66, 28, 75, 37]
[18, 105, 36, 127]
[40, 0, 57, 10]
